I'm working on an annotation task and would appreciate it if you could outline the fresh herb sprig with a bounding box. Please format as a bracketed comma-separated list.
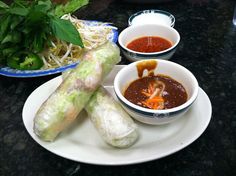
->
[0, 0, 84, 69]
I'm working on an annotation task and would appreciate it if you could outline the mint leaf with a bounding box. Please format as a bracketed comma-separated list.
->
[50, 17, 84, 47]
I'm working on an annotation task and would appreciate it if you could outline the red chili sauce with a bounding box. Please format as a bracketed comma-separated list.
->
[126, 36, 172, 53]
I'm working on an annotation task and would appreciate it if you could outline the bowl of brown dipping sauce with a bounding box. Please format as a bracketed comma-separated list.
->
[114, 59, 199, 125]
[118, 24, 180, 62]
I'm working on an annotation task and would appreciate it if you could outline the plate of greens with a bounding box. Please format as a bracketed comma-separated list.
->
[0, 0, 118, 77]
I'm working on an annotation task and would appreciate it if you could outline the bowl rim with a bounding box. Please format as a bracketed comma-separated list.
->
[118, 24, 180, 56]
[114, 59, 199, 114]
[128, 9, 175, 27]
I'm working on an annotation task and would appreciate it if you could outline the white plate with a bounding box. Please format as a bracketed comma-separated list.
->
[22, 65, 212, 165]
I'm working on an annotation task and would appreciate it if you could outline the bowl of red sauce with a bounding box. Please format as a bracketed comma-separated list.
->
[118, 24, 180, 62]
[114, 59, 198, 125]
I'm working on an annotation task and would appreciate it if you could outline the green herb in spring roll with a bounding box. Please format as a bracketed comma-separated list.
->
[85, 87, 139, 148]
[33, 42, 120, 141]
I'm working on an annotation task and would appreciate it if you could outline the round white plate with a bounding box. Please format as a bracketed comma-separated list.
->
[0, 20, 118, 78]
[22, 66, 212, 165]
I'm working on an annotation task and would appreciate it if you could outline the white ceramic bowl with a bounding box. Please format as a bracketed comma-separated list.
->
[128, 9, 175, 27]
[114, 59, 199, 125]
[118, 24, 180, 62]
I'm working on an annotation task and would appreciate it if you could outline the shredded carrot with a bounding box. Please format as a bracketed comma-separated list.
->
[140, 81, 165, 110]
[146, 96, 164, 103]
[153, 103, 158, 110]
[142, 96, 164, 110]
[142, 101, 163, 109]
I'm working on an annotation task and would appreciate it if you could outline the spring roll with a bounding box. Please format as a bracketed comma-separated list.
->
[34, 42, 120, 141]
[85, 87, 138, 148]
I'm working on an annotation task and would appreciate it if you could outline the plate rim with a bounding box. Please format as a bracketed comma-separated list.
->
[22, 66, 212, 165]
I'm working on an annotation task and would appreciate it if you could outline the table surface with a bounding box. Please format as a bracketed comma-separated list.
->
[0, 0, 236, 175]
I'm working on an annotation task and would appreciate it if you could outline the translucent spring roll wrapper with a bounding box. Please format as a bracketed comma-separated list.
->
[85, 87, 139, 148]
[34, 42, 120, 141]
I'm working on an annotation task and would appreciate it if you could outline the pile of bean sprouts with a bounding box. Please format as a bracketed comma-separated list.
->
[40, 14, 117, 69]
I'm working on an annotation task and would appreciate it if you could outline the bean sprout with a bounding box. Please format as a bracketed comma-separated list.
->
[41, 14, 116, 69]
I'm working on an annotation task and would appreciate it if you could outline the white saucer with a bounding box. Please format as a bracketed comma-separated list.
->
[22, 65, 212, 165]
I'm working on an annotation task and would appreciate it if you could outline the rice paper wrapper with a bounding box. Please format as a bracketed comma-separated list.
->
[34, 42, 120, 142]
[85, 86, 139, 148]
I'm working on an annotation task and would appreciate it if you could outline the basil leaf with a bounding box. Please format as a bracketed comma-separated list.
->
[0, 0, 85, 69]
[32, 31, 47, 53]
[54, 0, 89, 17]
[9, 7, 28, 16]
[50, 17, 84, 47]
[1, 32, 21, 44]
[0, 9, 7, 15]
[0, 1, 9, 9]
[26, 10, 47, 23]
[10, 16, 24, 30]
[0, 15, 11, 41]
[2, 46, 20, 57]
[37, 0, 52, 12]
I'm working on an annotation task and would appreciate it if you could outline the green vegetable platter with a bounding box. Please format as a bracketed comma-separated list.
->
[0, 0, 118, 77]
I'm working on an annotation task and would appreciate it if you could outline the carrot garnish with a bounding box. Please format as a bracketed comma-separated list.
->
[140, 80, 165, 110]
[142, 96, 164, 110]
[146, 96, 164, 103]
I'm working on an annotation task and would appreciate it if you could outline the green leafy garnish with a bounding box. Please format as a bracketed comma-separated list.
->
[50, 17, 84, 47]
[54, 0, 89, 17]
[0, 0, 85, 70]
